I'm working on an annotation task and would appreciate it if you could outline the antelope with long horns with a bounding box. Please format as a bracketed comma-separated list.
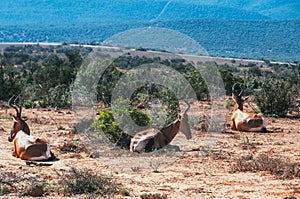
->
[230, 84, 267, 132]
[8, 96, 55, 161]
[130, 100, 192, 152]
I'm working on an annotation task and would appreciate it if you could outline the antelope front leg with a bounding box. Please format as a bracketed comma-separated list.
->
[12, 142, 18, 157]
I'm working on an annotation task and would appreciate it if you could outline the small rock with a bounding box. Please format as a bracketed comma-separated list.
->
[27, 184, 45, 197]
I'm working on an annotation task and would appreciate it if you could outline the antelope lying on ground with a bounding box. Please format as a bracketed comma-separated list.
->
[230, 84, 266, 132]
[130, 101, 192, 152]
[8, 96, 55, 161]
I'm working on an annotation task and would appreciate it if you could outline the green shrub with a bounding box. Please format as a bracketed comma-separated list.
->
[128, 106, 151, 126]
[219, 68, 243, 95]
[43, 85, 71, 108]
[248, 66, 262, 76]
[22, 101, 35, 109]
[93, 105, 150, 149]
[254, 77, 298, 116]
[130, 84, 179, 124]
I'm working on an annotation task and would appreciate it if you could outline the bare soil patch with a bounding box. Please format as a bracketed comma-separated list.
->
[0, 102, 300, 198]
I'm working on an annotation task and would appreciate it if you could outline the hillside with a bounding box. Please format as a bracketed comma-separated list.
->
[1, 19, 299, 62]
[182, 0, 300, 19]
[0, 0, 299, 27]
[0, 1, 299, 62]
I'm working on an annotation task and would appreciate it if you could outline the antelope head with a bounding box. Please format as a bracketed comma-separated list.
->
[8, 95, 30, 142]
[178, 100, 192, 139]
[232, 83, 249, 111]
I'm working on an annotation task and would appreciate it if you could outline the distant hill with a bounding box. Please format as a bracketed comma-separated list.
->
[157, 19, 300, 62]
[151, 2, 269, 21]
[0, 1, 299, 61]
[181, 0, 300, 19]
[1, 19, 299, 62]
[0, 0, 298, 27]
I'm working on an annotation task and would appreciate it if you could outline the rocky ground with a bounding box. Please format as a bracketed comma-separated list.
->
[0, 100, 300, 199]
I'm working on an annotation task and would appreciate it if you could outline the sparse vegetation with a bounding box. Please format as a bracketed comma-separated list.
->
[140, 193, 168, 199]
[149, 159, 164, 173]
[232, 153, 300, 179]
[59, 139, 86, 153]
[56, 167, 129, 196]
[0, 171, 48, 197]
[131, 166, 142, 173]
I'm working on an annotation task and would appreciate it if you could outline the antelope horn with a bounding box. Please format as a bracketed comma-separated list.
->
[8, 95, 21, 118]
[232, 83, 244, 97]
[182, 99, 190, 115]
[238, 84, 244, 97]
[232, 83, 238, 93]
[15, 95, 22, 116]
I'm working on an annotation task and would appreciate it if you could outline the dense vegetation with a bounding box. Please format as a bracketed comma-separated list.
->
[0, 45, 90, 107]
[1, 44, 299, 109]
[0, 44, 299, 147]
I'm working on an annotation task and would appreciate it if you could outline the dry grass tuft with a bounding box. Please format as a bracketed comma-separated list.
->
[59, 140, 87, 154]
[56, 167, 130, 197]
[232, 153, 300, 179]
[0, 171, 47, 196]
[140, 193, 168, 199]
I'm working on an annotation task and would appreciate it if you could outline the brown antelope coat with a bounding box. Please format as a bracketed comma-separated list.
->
[8, 96, 55, 161]
[130, 101, 191, 152]
[230, 84, 266, 132]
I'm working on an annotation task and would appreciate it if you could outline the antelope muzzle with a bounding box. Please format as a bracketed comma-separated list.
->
[8, 130, 15, 142]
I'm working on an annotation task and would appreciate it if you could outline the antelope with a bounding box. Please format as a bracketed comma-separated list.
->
[230, 84, 267, 132]
[130, 101, 192, 152]
[8, 96, 55, 161]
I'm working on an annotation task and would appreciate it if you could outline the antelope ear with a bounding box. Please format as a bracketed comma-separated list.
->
[11, 115, 18, 122]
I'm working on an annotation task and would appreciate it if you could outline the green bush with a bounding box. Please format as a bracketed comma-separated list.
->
[93, 105, 150, 149]
[248, 66, 262, 76]
[22, 101, 35, 109]
[219, 68, 243, 95]
[43, 85, 71, 108]
[130, 84, 179, 124]
[254, 77, 298, 116]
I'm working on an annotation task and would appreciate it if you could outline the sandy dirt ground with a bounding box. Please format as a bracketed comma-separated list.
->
[0, 100, 300, 199]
